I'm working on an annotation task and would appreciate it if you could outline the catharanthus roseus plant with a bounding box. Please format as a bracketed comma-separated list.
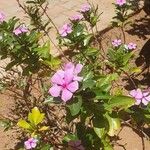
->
[17, 107, 53, 149]
[112, 0, 133, 43]
[47, 62, 136, 149]
[0, 1, 150, 150]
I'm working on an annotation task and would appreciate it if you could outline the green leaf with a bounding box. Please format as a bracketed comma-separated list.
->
[97, 73, 118, 87]
[123, 52, 133, 66]
[43, 57, 61, 68]
[86, 47, 98, 56]
[63, 134, 78, 142]
[93, 117, 108, 139]
[105, 114, 121, 136]
[28, 107, 45, 126]
[17, 120, 32, 130]
[105, 95, 135, 111]
[93, 89, 111, 100]
[67, 96, 82, 116]
[82, 72, 95, 89]
[83, 34, 92, 47]
[34, 41, 50, 59]
[40, 144, 53, 150]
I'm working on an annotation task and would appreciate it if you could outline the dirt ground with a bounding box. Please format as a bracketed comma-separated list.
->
[0, 9, 150, 150]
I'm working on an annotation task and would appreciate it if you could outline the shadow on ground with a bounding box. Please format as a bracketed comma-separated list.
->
[125, 39, 150, 90]
[126, 15, 150, 40]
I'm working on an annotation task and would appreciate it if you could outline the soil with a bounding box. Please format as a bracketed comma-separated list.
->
[0, 9, 150, 150]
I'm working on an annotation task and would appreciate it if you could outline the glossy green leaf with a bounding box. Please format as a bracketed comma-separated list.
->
[28, 107, 45, 126]
[17, 119, 32, 130]
[67, 96, 82, 116]
[93, 117, 108, 139]
[105, 114, 121, 136]
[105, 95, 135, 111]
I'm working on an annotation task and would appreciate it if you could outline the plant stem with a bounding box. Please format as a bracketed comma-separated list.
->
[120, 68, 137, 89]
[121, 25, 126, 44]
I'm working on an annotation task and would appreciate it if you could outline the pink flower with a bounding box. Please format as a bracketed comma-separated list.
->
[49, 62, 83, 102]
[24, 138, 38, 150]
[70, 14, 83, 22]
[0, 11, 5, 23]
[13, 25, 28, 35]
[127, 42, 137, 50]
[130, 88, 150, 105]
[80, 4, 91, 13]
[112, 39, 122, 47]
[64, 62, 83, 82]
[116, 0, 126, 6]
[68, 140, 85, 150]
[59, 23, 72, 37]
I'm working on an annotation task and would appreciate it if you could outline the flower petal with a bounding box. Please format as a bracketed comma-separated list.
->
[135, 89, 143, 99]
[51, 70, 64, 85]
[145, 95, 150, 101]
[61, 89, 73, 102]
[49, 85, 62, 97]
[64, 69, 74, 84]
[24, 141, 32, 150]
[130, 89, 137, 97]
[73, 75, 83, 82]
[67, 81, 79, 92]
[142, 98, 149, 105]
[135, 99, 141, 105]
[31, 142, 37, 148]
[75, 64, 83, 74]
[64, 62, 75, 70]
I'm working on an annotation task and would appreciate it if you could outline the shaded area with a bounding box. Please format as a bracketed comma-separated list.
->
[126, 15, 150, 40]
[125, 39, 150, 90]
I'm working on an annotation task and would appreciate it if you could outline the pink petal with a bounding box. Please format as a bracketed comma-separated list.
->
[31, 142, 37, 148]
[64, 69, 74, 84]
[143, 92, 149, 97]
[142, 98, 149, 105]
[51, 70, 64, 85]
[49, 85, 62, 97]
[62, 24, 68, 30]
[74, 64, 83, 74]
[13, 29, 22, 35]
[135, 99, 141, 105]
[145, 95, 150, 101]
[67, 28, 72, 34]
[73, 76, 83, 82]
[130, 89, 137, 97]
[135, 89, 143, 99]
[61, 31, 67, 37]
[24, 141, 32, 149]
[64, 62, 75, 70]
[61, 89, 73, 102]
[67, 81, 79, 92]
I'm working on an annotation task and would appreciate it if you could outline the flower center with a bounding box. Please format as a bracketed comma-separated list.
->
[62, 83, 67, 88]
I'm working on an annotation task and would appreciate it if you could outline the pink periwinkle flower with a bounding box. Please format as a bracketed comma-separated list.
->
[0, 11, 5, 23]
[49, 62, 83, 102]
[80, 4, 91, 13]
[59, 23, 72, 37]
[13, 25, 28, 35]
[116, 0, 126, 6]
[130, 88, 150, 105]
[24, 138, 38, 150]
[127, 42, 137, 50]
[70, 14, 83, 22]
[112, 39, 122, 47]
[68, 140, 85, 150]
